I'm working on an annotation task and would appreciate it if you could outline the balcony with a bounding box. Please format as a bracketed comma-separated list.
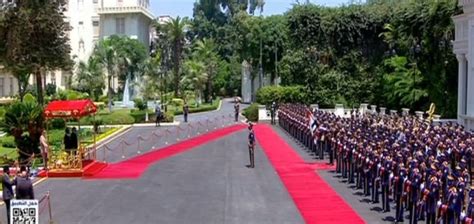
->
[96, 6, 154, 20]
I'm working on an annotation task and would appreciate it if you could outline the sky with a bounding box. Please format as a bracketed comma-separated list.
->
[150, 0, 352, 18]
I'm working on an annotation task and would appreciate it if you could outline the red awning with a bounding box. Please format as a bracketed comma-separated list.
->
[44, 99, 97, 119]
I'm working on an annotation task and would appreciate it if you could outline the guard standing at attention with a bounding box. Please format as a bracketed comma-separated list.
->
[248, 123, 256, 168]
[270, 101, 277, 125]
[234, 100, 240, 122]
[183, 101, 189, 123]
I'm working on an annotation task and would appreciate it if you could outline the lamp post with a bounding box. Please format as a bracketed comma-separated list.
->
[410, 42, 422, 109]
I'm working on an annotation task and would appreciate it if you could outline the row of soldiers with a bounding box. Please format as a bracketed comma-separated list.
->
[278, 103, 474, 224]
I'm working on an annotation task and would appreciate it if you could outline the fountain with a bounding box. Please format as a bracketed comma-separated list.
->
[113, 75, 135, 108]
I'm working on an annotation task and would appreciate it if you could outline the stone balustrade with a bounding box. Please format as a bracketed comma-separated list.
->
[97, 6, 154, 19]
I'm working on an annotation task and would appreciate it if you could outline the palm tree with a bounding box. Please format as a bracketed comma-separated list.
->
[183, 60, 208, 105]
[93, 39, 120, 111]
[163, 16, 189, 97]
[193, 38, 218, 103]
[75, 57, 105, 101]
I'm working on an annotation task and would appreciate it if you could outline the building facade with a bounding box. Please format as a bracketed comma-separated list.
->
[0, 0, 155, 97]
[453, 0, 474, 131]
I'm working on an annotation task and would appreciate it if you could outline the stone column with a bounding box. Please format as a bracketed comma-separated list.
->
[379, 107, 386, 115]
[402, 108, 410, 116]
[370, 105, 377, 114]
[390, 110, 398, 116]
[457, 54, 467, 120]
[360, 103, 369, 114]
[311, 104, 319, 111]
[468, 20, 474, 117]
[415, 111, 424, 120]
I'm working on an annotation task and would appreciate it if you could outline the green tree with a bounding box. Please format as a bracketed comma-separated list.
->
[182, 60, 208, 105]
[92, 35, 147, 111]
[74, 57, 105, 101]
[0, 99, 43, 165]
[163, 17, 189, 97]
[0, 0, 73, 106]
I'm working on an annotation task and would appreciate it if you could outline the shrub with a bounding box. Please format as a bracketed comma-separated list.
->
[131, 110, 175, 123]
[94, 102, 106, 111]
[256, 85, 306, 106]
[49, 118, 66, 130]
[243, 103, 259, 122]
[23, 93, 36, 103]
[98, 95, 108, 104]
[133, 98, 147, 111]
[45, 83, 57, 96]
[171, 98, 184, 107]
[0, 136, 16, 148]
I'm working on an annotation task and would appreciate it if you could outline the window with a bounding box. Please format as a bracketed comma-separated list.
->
[77, 0, 83, 8]
[51, 73, 56, 85]
[115, 18, 125, 34]
[79, 40, 85, 53]
[0, 78, 4, 97]
[92, 20, 100, 37]
[9, 77, 13, 96]
[117, 0, 123, 6]
[78, 21, 84, 36]
[93, 0, 98, 3]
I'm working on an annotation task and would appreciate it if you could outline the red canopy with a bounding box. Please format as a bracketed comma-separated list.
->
[44, 99, 97, 119]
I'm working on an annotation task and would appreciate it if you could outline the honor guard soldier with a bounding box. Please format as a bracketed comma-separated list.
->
[445, 176, 458, 224]
[234, 100, 240, 122]
[270, 101, 277, 125]
[247, 123, 256, 168]
[464, 187, 474, 223]
[394, 166, 406, 222]
[426, 175, 440, 224]
[381, 154, 391, 212]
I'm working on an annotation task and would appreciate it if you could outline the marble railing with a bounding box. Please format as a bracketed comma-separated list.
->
[97, 6, 154, 19]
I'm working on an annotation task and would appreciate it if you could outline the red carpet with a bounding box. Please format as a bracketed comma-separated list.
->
[254, 124, 365, 224]
[88, 124, 245, 179]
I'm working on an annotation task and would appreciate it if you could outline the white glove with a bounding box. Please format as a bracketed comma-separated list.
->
[437, 201, 442, 207]
[389, 173, 394, 179]
[461, 212, 466, 220]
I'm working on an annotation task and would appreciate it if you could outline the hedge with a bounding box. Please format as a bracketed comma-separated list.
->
[243, 103, 259, 122]
[174, 98, 220, 115]
[256, 85, 306, 106]
[130, 111, 175, 123]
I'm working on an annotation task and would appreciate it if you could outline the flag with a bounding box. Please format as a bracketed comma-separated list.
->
[307, 109, 318, 135]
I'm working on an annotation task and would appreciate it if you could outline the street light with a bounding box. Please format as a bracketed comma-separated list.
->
[410, 42, 422, 109]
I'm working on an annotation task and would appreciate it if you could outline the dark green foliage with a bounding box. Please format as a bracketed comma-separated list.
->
[133, 98, 148, 111]
[130, 111, 175, 123]
[0, 100, 44, 164]
[49, 118, 66, 130]
[256, 86, 306, 106]
[0, 136, 15, 148]
[243, 103, 259, 122]
[45, 83, 57, 96]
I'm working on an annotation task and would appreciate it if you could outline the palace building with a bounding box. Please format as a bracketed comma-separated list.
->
[0, 0, 155, 97]
[453, 0, 474, 131]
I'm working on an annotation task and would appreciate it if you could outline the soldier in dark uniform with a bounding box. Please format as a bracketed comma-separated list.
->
[248, 123, 256, 168]
[2, 165, 14, 224]
[426, 172, 440, 224]
[394, 165, 406, 222]
[270, 101, 277, 125]
[183, 101, 189, 123]
[234, 101, 240, 122]
[381, 154, 391, 212]
[408, 168, 422, 224]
